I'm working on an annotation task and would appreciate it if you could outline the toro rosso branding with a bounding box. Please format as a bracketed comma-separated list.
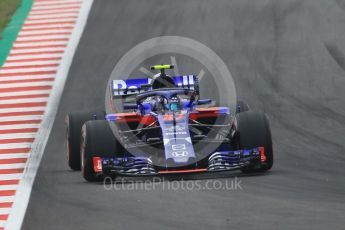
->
[166, 132, 187, 135]
[165, 125, 187, 135]
[112, 75, 197, 97]
[158, 113, 195, 164]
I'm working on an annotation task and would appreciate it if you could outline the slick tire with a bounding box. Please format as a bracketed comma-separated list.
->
[235, 111, 273, 173]
[65, 111, 105, 171]
[81, 120, 124, 182]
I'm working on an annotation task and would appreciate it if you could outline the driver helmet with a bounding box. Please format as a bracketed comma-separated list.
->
[167, 96, 181, 112]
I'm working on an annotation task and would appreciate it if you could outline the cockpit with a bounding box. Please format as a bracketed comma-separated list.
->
[135, 88, 197, 115]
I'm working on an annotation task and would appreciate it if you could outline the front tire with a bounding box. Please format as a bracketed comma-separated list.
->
[235, 111, 273, 172]
[81, 120, 124, 182]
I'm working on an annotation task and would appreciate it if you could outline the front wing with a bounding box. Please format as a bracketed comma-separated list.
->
[92, 147, 267, 177]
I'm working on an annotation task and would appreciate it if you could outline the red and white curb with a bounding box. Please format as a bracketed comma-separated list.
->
[0, 0, 93, 229]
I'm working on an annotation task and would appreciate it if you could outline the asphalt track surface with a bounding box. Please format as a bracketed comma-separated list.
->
[23, 0, 345, 229]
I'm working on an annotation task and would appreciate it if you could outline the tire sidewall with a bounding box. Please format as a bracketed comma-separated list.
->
[66, 111, 105, 171]
[235, 111, 273, 171]
[81, 120, 123, 182]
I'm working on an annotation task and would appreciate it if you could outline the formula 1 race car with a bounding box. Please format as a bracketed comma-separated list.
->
[66, 64, 273, 181]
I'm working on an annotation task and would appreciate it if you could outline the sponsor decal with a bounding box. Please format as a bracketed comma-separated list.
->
[112, 75, 196, 97]
[172, 151, 188, 157]
[172, 144, 186, 151]
[166, 132, 187, 135]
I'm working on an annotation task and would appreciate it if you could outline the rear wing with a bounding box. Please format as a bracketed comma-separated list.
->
[111, 75, 199, 99]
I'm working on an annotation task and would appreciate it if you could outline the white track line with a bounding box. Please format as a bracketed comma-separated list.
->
[13, 41, 68, 47]
[0, 90, 51, 97]
[0, 209, 12, 215]
[0, 116, 43, 122]
[29, 11, 80, 17]
[0, 78, 53, 83]
[0, 107, 46, 113]
[33, 3, 81, 8]
[28, 9, 80, 15]
[0, 73, 56, 83]
[0, 143, 33, 148]
[12, 39, 67, 45]
[0, 197, 15, 203]
[0, 155, 29, 160]
[31, 6, 81, 12]
[0, 124, 40, 131]
[1, 65, 58, 69]
[0, 185, 20, 191]
[28, 13, 79, 20]
[0, 164, 26, 170]
[7, 54, 63, 60]
[0, 125, 40, 131]
[0, 68, 57, 74]
[0, 134, 36, 140]
[0, 222, 6, 229]
[34, 0, 81, 4]
[22, 24, 75, 30]
[25, 18, 77, 24]
[0, 82, 53, 89]
[6, 1, 93, 229]
[33, 0, 81, 4]
[25, 17, 76, 22]
[29, 8, 79, 15]
[8, 51, 64, 56]
[10, 48, 65, 54]
[0, 66, 58, 74]
[0, 174, 23, 180]
[19, 29, 73, 36]
[2, 61, 60, 67]
[0, 98, 48, 104]
[32, 4, 81, 11]
[16, 34, 71, 42]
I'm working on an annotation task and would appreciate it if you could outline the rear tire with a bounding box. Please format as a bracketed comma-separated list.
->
[235, 111, 273, 173]
[81, 120, 124, 182]
[65, 111, 105, 170]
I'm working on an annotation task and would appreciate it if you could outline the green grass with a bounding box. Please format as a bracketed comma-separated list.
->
[0, 0, 21, 39]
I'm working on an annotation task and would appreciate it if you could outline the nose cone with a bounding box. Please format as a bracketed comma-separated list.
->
[158, 113, 196, 165]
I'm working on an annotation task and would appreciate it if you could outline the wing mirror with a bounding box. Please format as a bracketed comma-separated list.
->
[197, 99, 212, 105]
